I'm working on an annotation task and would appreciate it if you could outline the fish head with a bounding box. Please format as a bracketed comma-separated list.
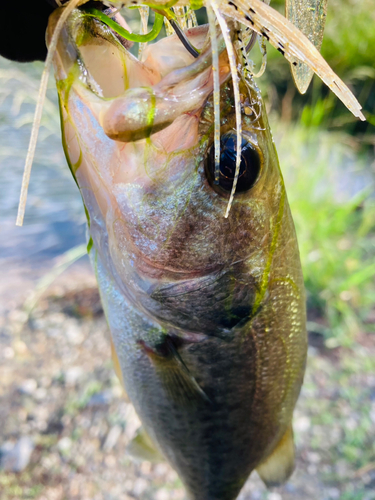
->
[48, 6, 286, 333]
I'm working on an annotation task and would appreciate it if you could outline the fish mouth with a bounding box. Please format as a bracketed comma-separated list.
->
[49, 4, 230, 142]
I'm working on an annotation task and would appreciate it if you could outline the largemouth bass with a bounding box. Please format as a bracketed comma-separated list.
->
[1, 0, 364, 498]
[46, 5, 308, 499]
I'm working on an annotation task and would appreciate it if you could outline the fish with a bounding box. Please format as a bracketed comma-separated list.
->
[2, 0, 365, 499]
[46, 4, 307, 499]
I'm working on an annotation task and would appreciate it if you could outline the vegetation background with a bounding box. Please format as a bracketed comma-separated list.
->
[0, 0, 374, 498]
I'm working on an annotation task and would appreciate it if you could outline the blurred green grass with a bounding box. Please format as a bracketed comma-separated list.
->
[275, 122, 375, 345]
[254, 0, 375, 344]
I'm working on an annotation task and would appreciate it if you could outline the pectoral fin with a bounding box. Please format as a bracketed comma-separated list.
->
[256, 425, 295, 487]
[159, 354, 209, 406]
[139, 336, 209, 406]
[127, 427, 163, 463]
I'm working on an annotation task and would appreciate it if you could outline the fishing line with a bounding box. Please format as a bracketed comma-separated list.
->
[207, 5, 221, 185]
[16, 0, 84, 227]
[210, 0, 242, 218]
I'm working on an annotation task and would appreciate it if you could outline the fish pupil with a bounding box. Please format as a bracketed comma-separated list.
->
[207, 132, 261, 193]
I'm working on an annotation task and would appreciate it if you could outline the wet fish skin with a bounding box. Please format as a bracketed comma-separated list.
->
[49, 8, 307, 500]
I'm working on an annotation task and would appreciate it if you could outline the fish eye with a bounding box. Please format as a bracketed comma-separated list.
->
[206, 132, 262, 194]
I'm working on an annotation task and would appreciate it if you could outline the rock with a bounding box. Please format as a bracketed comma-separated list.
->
[132, 477, 148, 496]
[48, 313, 66, 325]
[306, 451, 321, 464]
[0, 436, 34, 472]
[268, 493, 283, 500]
[345, 417, 358, 431]
[327, 487, 340, 499]
[155, 488, 169, 500]
[171, 490, 185, 500]
[34, 387, 47, 401]
[335, 459, 350, 478]
[18, 378, 37, 395]
[252, 492, 264, 500]
[8, 309, 28, 324]
[154, 463, 169, 476]
[13, 340, 28, 355]
[3, 346, 14, 359]
[57, 437, 72, 454]
[294, 415, 311, 433]
[370, 402, 375, 424]
[65, 321, 85, 345]
[104, 455, 116, 467]
[87, 390, 113, 407]
[307, 464, 318, 475]
[285, 483, 297, 493]
[64, 366, 84, 386]
[103, 425, 122, 452]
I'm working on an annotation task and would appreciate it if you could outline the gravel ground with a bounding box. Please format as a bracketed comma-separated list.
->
[0, 268, 374, 500]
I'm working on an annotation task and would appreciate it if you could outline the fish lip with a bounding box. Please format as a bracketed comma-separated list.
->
[59, 9, 223, 84]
